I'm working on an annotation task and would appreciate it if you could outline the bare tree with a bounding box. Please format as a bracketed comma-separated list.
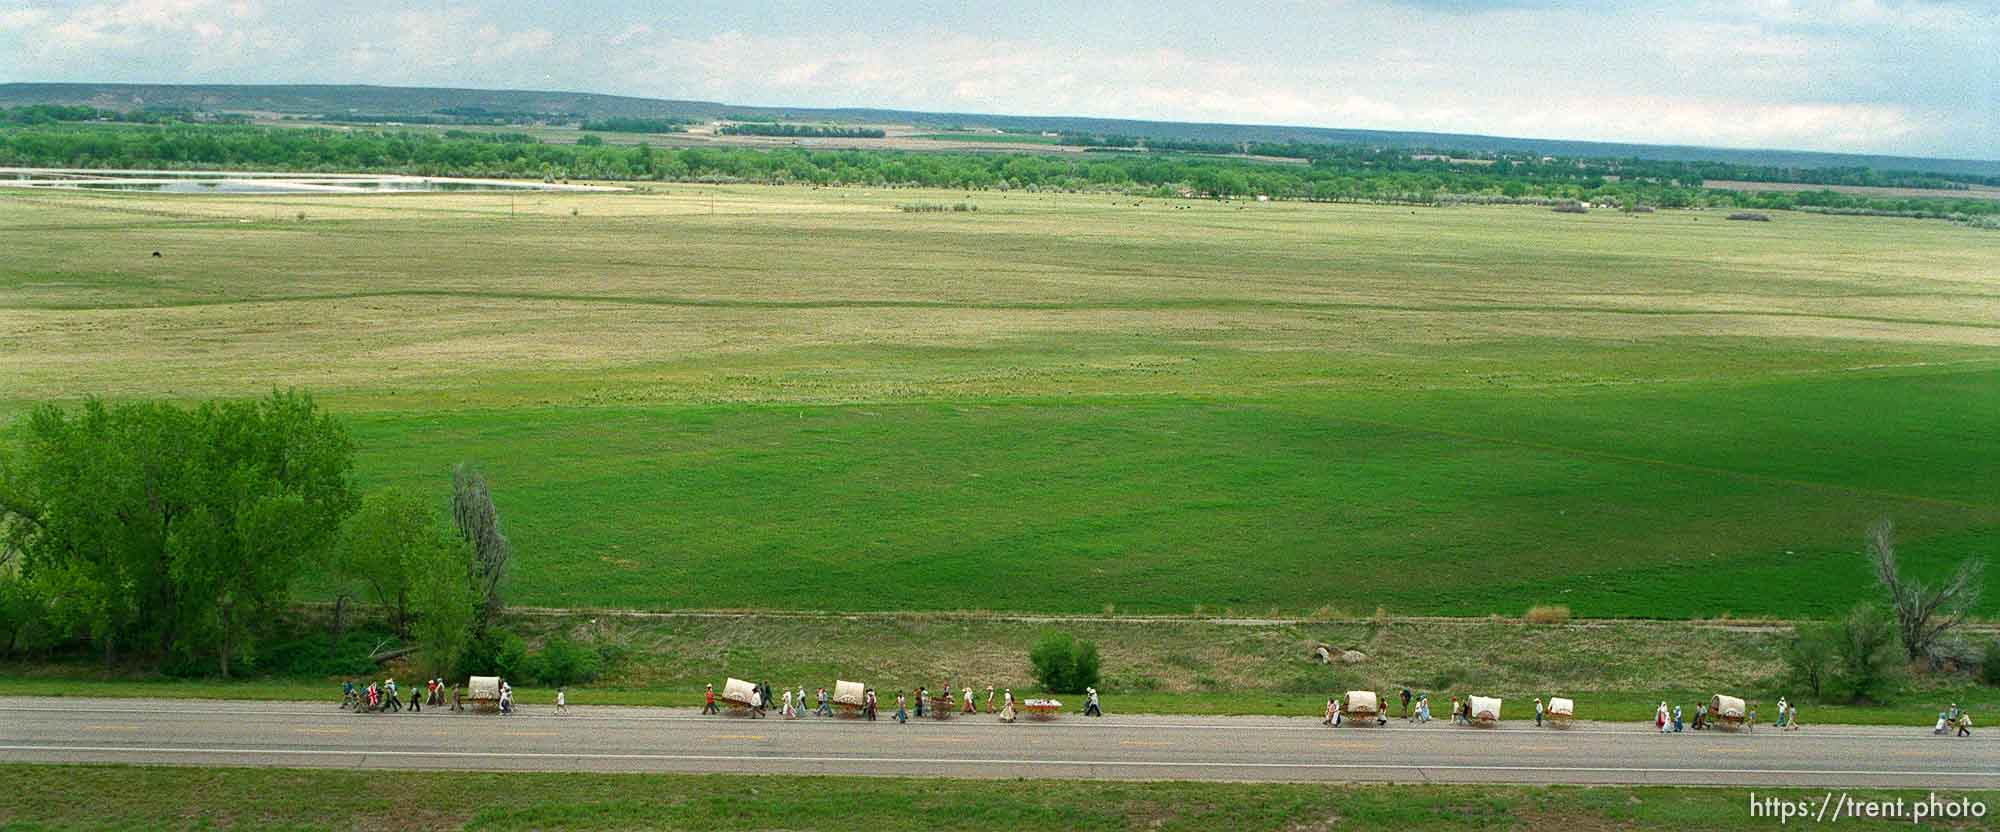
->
[1868, 518, 1984, 666]
[452, 463, 510, 632]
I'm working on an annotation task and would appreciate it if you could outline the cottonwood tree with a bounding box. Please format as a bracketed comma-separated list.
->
[452, 463, 510, 633]
[338, 488, 440, 637]
[0, 391, 355, 674]
[409, 535, 479, 678]
[1868, 519, 1985, 666]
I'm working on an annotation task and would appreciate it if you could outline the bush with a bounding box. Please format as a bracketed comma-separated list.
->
[457, 629, 528, 681]
[1524, 605, 1570, 624]
[1832, 603, 1903, 703]
[1783, 621, 1839, 699]
[1028, 631, 1102, 693]
[1981, 641, 2000, 687]
[527, 634, 603, 687]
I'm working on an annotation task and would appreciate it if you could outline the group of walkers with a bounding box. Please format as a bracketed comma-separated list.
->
[341, 677, 455, 713]
[339, 677, 519, 714]
[701, 680, 1105, 722]
[1936, 703, 1976, 737]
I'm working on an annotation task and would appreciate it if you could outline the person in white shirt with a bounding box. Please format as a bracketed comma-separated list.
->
[555, 687, 567, 714]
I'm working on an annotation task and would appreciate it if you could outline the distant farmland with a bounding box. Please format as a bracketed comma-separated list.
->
[1703, 179, 2000, 201]
[2, 185, 1995, 618]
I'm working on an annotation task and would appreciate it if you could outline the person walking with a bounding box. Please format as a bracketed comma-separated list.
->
[1957, 712, 1973, 737]
[894, 691, 909, 724]
[385, 679, 401, 712]
[341, 680, 357, 710]
[499, 681, 513, 715]
[963, 687, 976, 714]
[1656, 701, 1669, 733]
[781, 687, 795, 719]
[1375, 693, 1388, 726]
[796, 686, 807, 718]
[1448, 696, 1460, 725]
[1000, 688, 1016, 723]
[1323, 697, 1337, 727]
[986, 686, 996, 714]
[864, 689, 877, 722]
[816, 687, 832, 717]
[1774, 697, 1789, 728]
[915, 687, 928, 719]
[1416, 695, 1431, 724]
[1672, 705, 1683, 733]
[1400, 688, 1412, 720]
[452, 683, 463, 712]
[749, 685, 764, 719]
[408, 684, 423, 713]
[1783, 703, 1800, 731]
[1693, 702, 1706, 730]
[1534, 697, 1544, 727]
[1085, 687, 1102, 717]
[702, 683, 719, 715]
[556, 687, 568, 715]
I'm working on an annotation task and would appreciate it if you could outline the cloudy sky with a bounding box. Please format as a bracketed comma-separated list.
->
[1, 0, 1994, 158]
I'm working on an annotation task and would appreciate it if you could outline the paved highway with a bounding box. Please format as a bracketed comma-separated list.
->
[0, 697, 1992, 787]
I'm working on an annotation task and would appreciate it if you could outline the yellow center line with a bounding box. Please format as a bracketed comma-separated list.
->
[914, 737, 972, 744]
[1319, 741, 1381, 750]
[707, 735, 767, 741]
[500, 731, 557, 737]
[296, 727, 351, 735]
[1119, 740, 1171, 747]
[81, 724, 140, 732]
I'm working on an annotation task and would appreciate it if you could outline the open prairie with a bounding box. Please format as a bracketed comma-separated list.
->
[3, 185, 1996, 617]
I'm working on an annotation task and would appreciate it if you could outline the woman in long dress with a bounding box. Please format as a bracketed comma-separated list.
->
[1000, 688, 1016, 723]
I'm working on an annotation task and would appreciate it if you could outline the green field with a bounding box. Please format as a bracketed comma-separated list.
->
[3, 765, 1991, 831]
[2, 185, 1995, 618]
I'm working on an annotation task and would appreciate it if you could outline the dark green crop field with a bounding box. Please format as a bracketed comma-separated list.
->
[4, 185, 1995, 617]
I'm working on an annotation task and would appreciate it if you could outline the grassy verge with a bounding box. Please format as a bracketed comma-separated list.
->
[5, 612, 1994, 726]
[1, 765, 1994, 831]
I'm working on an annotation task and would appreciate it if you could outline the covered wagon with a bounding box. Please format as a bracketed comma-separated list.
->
[1709, 694, 1750, 731]
[832, 680, 867, 716]
[1545, 696, 1575, 727]
[1020, 698, 1063, 720]
[721, 678, 761, 714]
[1340, 691, 1384, 725]
[466, 676, 502, 712]
[1469, 696, 1503, 725]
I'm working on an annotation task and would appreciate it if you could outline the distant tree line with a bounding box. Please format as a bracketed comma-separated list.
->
[580, 117, 688, 134]
[719, 123, 886, 139]
[0, 121, 1992, 224]
[0, 104, 245, 126]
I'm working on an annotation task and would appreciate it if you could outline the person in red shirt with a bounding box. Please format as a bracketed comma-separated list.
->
[702, 683, 719, 715]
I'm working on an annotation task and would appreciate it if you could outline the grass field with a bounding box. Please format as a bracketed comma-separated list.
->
[3, 765, 1992, 830]
[2, 184, 1996, 618]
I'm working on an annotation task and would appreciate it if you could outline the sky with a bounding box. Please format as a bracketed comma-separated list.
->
[1, 0, 1995, 159]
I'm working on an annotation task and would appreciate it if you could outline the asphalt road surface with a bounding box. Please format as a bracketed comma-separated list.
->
[0, 697, 1993, 787]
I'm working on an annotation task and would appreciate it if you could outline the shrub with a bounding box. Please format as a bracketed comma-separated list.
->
[1981, 641, 2000, 687]
[1551, 203, 1587, 214]
[1028, 631, 1101, 693]
[1727, 212, 1771, 221]
[1783, 620, 1839, 699]
[1524, 605, 1571, 624]
[458, 628, 528, 681]
[1832, 603, 1903, 703]
[527, 634, 603, 687]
